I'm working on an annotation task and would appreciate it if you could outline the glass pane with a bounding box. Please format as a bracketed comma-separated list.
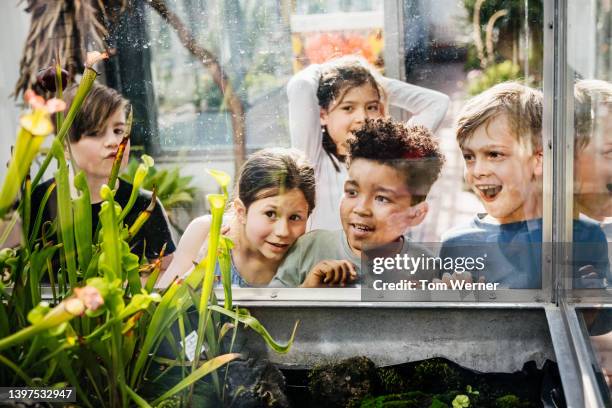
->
[110, 0, 546, 298]
[399, 0, 546, 298]
[567, 0, 611, 296]
[568, 0, 612, 399]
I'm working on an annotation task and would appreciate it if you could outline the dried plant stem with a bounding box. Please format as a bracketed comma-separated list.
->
[472, 0, 487, 68]
[485, 9, 509, 67]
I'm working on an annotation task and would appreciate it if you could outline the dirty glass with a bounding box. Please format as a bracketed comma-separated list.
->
[565, 0, 611, 297]
[567, 0, 612, 399]
[119, 0, 547, 298]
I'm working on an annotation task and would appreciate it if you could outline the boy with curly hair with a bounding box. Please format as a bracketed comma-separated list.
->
[271, 118, 445, 287]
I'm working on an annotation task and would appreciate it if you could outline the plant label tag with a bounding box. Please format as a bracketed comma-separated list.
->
[180, 330, 206, 361]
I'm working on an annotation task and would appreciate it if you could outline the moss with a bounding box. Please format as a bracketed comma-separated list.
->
[409, 359, 462, 391]
[495, 394, 535, 408]
[360, 391, 434, 408]
[378, 367, 408, 394]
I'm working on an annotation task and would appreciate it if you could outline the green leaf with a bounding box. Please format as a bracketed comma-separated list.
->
[124, 384, 153, 408]
[72, 171, 92, 271]
[51, 139, 78, 288]
[209, 305, 299, 354]
[151, 353, 240, 405]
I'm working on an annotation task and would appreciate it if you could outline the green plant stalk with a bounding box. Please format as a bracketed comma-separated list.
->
[124, 196, 155, 243]
[98, 187, 122, 283]
[0, 353, 34, 385]
[130, 259, 208, 388]
[129, 278, 183, 387]
[111, 322, 127, 407]
[42, 233, 58, 303]
[191, 194, 226, 374]
[0, 301, 79, 351]
[32, 67, 98, 190]
[73, 171, 92, 271]
[55, 63, 65, 132]
[51, 139, 78, 288]
[28, 181, 55, 244]
[124, 384, 152, 408]
[151, 353, 240, 406]
[22, 177, 31, 248]
[178, 313, 187, 400]
[118, 169, 149, 224]
[218, 236, 233, 310]
[107, 108, 132, 190]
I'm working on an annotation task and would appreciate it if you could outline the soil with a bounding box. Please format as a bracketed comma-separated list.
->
[281, 356, 565, 408]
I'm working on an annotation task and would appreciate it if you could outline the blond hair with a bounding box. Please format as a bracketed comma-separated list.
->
[456, 82, 543, 151]
[574, 79, 612, 150]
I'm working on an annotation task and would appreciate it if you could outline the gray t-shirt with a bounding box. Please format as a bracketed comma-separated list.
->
[270, 229, 435, 287]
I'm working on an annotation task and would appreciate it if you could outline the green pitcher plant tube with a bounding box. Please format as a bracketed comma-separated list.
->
[72, 171, 93, 272]
[50, 139, 78, 288]
[98, 185, 123, 284]
[0, 91, 64, 217]
[107, 106, 133, 191]
[119, 154, 153, 223]
[192, 193, 226, 373]
[206, 169, 231, 197]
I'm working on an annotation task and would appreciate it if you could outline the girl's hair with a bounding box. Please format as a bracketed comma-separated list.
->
[316, 57, 385, 169]
[237, 148, 316, 214]
[64, 82, 129, 143]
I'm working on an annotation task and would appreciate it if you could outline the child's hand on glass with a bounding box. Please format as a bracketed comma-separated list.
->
[301, 260, 357, 287]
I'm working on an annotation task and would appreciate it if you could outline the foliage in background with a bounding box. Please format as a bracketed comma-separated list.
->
[120, 159, 197, 234]
[462, 0, 541, 95]
[462, 0, 543, 34]
[467, 60, 522, 96]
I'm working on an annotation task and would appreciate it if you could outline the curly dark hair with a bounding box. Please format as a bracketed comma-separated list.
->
[348, 118, 445, 204]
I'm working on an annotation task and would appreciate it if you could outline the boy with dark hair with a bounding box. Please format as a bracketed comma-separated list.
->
[271, 118, 445, 287]
[31, 83, 176, 269]
[440, 82, 608, 289]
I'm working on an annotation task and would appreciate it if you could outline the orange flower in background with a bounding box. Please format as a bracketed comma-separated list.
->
[302, 31, 382, 65]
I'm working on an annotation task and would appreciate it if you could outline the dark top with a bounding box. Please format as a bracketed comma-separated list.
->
[30, 178, 176, 261]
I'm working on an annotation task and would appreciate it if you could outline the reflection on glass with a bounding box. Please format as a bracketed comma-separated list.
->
[129, 1, 546, 294]
[570, 0, 612, 400]
[573, 80, 612, 288]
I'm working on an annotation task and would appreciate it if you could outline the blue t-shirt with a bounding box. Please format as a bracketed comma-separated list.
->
[439, 215, 609, 289]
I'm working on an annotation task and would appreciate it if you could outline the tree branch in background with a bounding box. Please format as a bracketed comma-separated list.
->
[147, 0, 247, 174]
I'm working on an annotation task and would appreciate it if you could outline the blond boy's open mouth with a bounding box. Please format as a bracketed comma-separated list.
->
[475, 184, 503, 201]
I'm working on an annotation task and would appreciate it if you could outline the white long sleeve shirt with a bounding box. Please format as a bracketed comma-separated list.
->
[287, 63, 450, 231]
